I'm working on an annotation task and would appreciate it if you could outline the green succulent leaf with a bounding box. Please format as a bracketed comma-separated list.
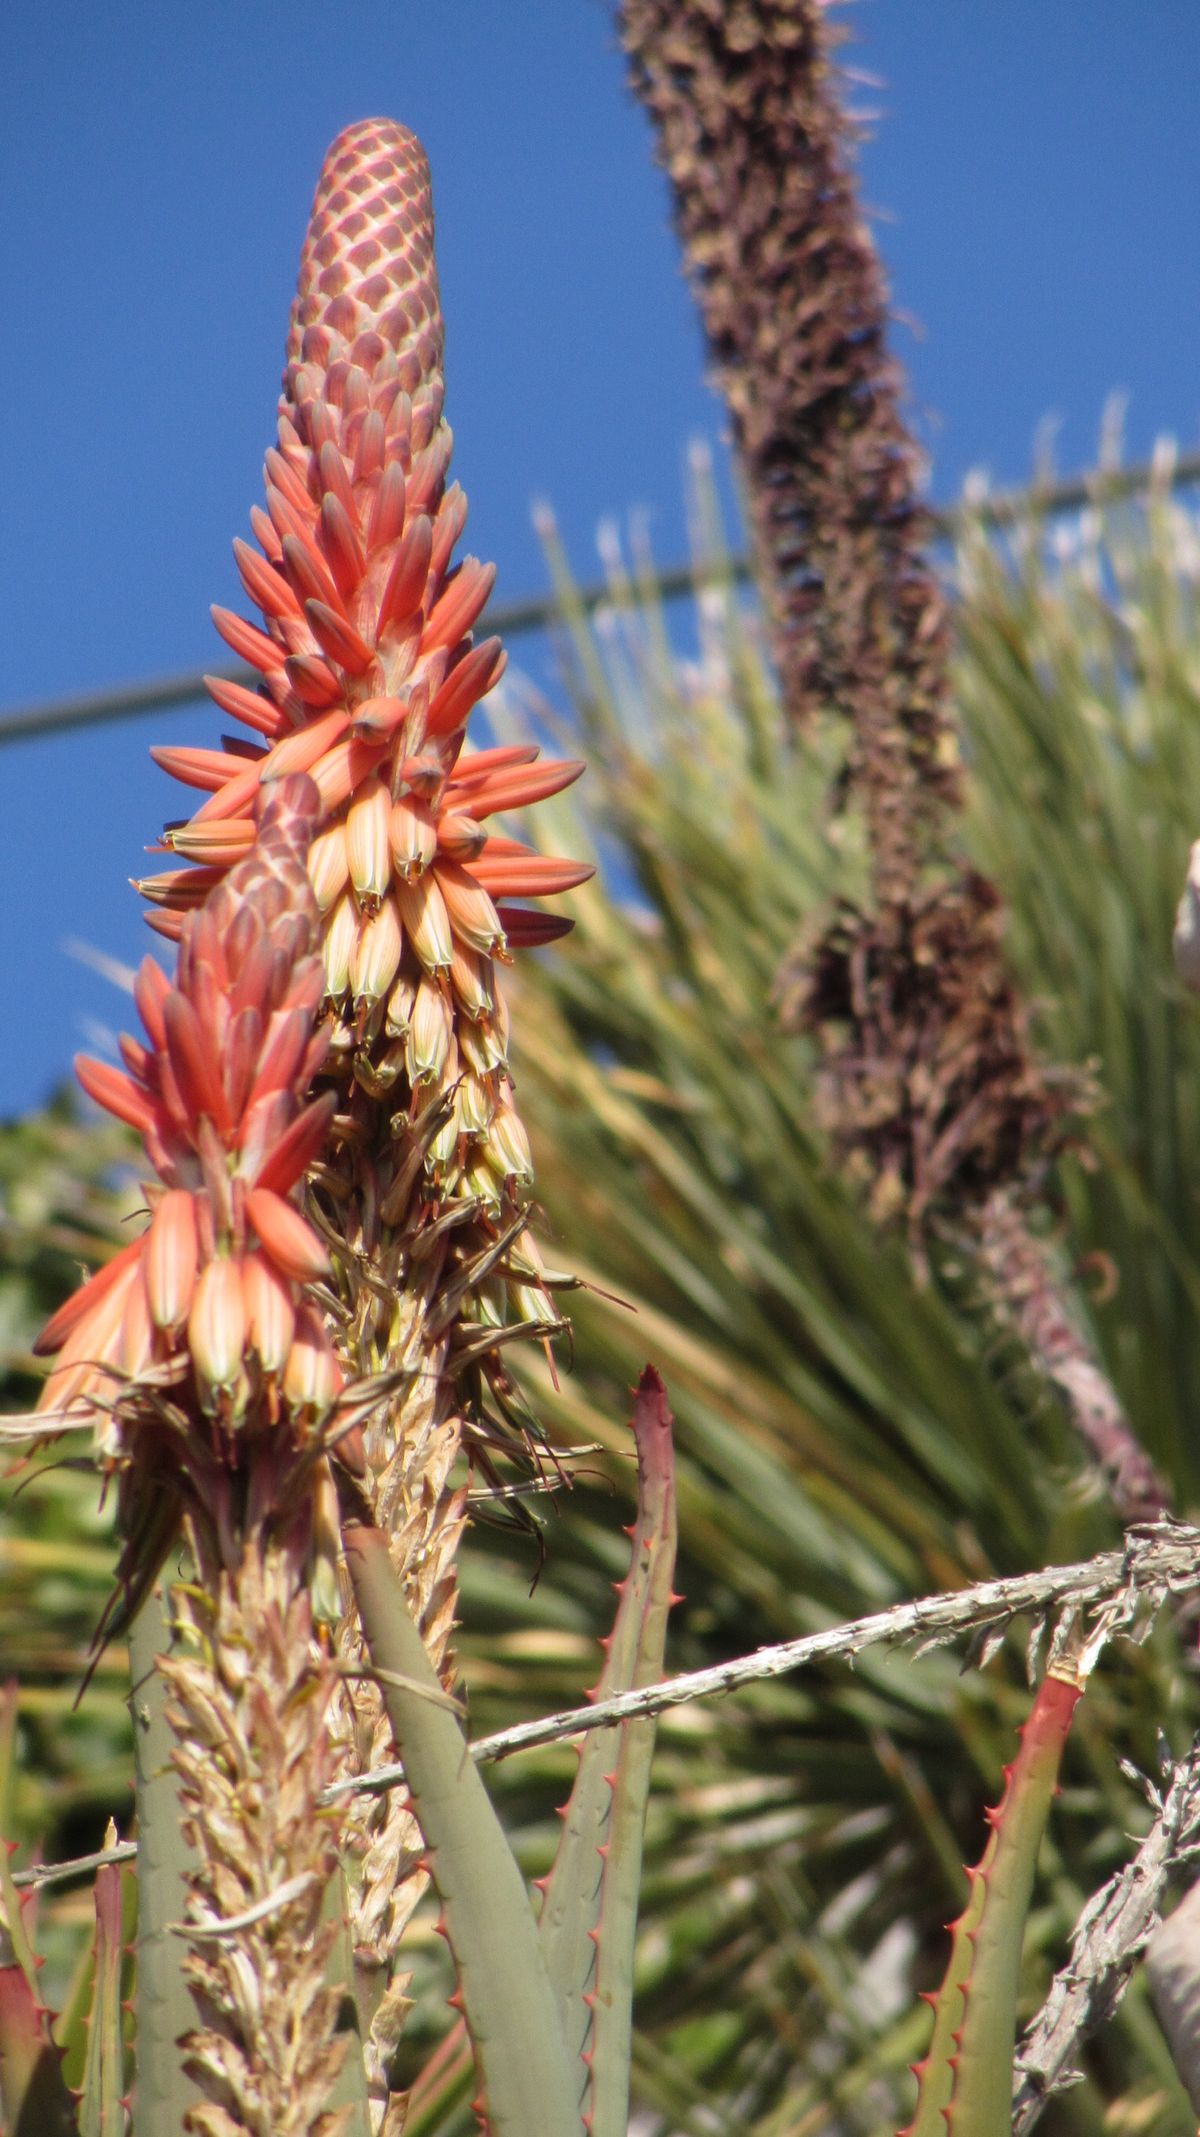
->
[902, 1670, 1082, 2136]
[76, 1853, 126, 2137]
[538, 1365, 677, 2137]
[343, 1517, 585, 2137]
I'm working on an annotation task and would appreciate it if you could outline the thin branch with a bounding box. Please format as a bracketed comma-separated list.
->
[453, 1522, 1199, 1769]
[2, 452, 1199, 749]
[1013, 1732, 1200, 2131]
[13, 1838, 138, 1890]
[18, 1523, 1200, 1894]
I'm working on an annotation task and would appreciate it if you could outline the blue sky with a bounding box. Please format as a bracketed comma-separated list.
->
[3, 2, 1200, 1113]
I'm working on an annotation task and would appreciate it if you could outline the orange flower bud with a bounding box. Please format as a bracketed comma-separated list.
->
[346, 773, 393, 904]
[448, 942, 494, 1021]
[437, 858, 506, 956]
[245, 1187, 330, 1283]
[407, 978, 453, 1085]
[395, 870, 453, 976]
[485, 1100, 534, 1193]
[241, 1250, 296, 1374]
[188, 1257, 247, 1393]
[350, 895, 403, 1006]
[307, 823, 351, 913]
[283, 1302, 342, 1413]
[145, 1190, 200, 1330]
[389, 794, 437, 880]
[456, 1071, 495, 1138]
[37, 1257, 140, 1415]
[322, 890, 359, 998]
[385, 968, 418, 1038]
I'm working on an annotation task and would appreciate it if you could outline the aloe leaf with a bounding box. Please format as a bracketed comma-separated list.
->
[129, 1582, 200, 2137]
[342, 1516, 585, 2137]
[537, 1365, 677, 2137]
[0, 1960, 78, 2137]
[0, 1690, 78, 2136]
[901, 1669, 1082, 2136]
[54, 1930, 97, 2094]
[319, 1863, 373, 2137]
[76, 1842, 126, 2137]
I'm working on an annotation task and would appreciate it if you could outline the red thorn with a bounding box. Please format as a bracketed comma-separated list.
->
[668, 1590, 686, 1606]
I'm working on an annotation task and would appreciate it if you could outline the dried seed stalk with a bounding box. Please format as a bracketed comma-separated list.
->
[620, 2, 1148, 1534]
[619, 0, 958, 895]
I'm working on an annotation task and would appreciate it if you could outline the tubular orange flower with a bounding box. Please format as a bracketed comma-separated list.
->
[140, 117, 593, 1224]
[241, 1250, 298, 1375]
[144, 1188, 200, 1329]
[245, 1186, 330, 1284]
[188, 1256, 247, 1398]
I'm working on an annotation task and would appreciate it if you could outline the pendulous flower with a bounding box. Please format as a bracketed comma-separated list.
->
[34, 773, 342, 1447]
[140, 117, 592, 1227]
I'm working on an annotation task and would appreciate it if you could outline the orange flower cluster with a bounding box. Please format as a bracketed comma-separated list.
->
[140, 119, 590, 1215]
[35, 777, 342, 1435]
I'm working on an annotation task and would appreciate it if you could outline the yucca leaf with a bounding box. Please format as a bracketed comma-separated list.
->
[343, 1516, 585, 2137]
